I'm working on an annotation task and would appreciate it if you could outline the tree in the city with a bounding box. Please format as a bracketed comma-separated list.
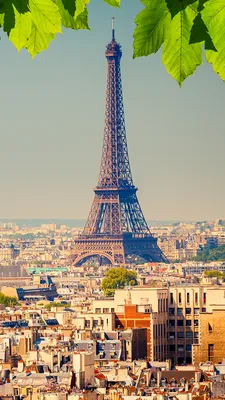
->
[0, 292, 20, 306]
[101, 267, 138, 296]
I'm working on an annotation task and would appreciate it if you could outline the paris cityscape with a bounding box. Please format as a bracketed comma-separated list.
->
[1, 8, 225, 400]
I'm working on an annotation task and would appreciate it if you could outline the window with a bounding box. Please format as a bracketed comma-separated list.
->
[208, 344, 214, 360]
[93, 320, 98, 327]
[103, 308, 109, 313]
[179, 293, 182, 304]
[169, 332, 175, 339]
[95, 308, 101, 314]
[186, 344, 192, 352]
[169, 308, 175, 315]
[194, 320, 199, 326]
[186, 331, 193, 339]
[177, 332, 184, 338]
[178, 345, 184, 352]
[111, 308, 115, 313]
[195, 293, 198, 304]
[194, 308, 200, 315]
[186, 320, 192, 326]
[169, 320, 175, 327]
[187, 292, 190, 304]
[194, 332, 199, 338]
[85, 320, 90, 328]
[202, 308, 206, 312]
[208, 323, 213, 332]
[177, 308, 183, 316]
[177, 319, 184, 326]
[186, 308, 191, 315]
[169, 345, 175, 351]
[203, 292, 207, 304]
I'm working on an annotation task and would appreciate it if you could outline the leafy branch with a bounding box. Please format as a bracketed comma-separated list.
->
[0, 0, 224, 85]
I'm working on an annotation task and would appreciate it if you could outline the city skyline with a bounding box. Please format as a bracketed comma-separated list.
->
[0, 0, 225, 221]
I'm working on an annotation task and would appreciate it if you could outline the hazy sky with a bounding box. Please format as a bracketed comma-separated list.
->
[0, 0, 225, 221]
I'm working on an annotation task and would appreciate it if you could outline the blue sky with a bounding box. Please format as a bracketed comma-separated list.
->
[0, 0, 225, 221]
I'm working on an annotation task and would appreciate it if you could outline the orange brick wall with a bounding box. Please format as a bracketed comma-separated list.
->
[116, 305, 151, 358]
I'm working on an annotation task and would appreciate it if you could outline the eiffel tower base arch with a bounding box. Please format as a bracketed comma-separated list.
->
[72, 235, 167, 266]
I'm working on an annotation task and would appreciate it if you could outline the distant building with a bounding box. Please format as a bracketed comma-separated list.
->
[0, 247, 17, 261]
[1, 275, 58, 301]
[41, 224, 57, 231]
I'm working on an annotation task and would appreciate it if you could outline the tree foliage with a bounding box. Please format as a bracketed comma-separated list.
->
[101, 267, 138, 296]
[44, 301, 71, 309]
[0, 0, 225, 84]
[0, 292, 20, 306]
[195, 245, 225, 262]
[204, 270, 225, 279]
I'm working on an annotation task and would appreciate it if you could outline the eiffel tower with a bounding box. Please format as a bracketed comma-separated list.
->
[72, 20, 168, 265]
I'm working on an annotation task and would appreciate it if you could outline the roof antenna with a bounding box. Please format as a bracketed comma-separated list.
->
[112, 17, 115, 41]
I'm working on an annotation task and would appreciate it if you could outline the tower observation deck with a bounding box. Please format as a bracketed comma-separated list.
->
[72, 20, 168, 265]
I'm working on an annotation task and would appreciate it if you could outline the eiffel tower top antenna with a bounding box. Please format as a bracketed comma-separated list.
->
[112, 17, 115, 40]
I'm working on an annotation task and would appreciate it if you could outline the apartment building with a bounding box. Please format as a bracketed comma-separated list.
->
[192, 309, 225, 365]
[71, 310, 115, 332]
[168, 285, 225, 365]
[113, 288, 168, 362]
[0, 247, 16, 260]
[168, 286, 203, 365]
[97, 284, 225, 365]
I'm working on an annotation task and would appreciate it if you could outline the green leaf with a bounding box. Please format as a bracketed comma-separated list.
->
[190, 13, 216, 50]
[3, 2, 15, 34]
[190, 13, 207, 43]
[133, 0, 171, 57]
[9, 6, 32, 51]
[75, 0, 90, 18]
[13, 0, 29, 13]
[104, 0, 120, 6]
[165, 0, 197, 17]
[25, 22, 55, 57]
[28, 0, 62, 33]
[206, 49, 225, 80]
[57, 0, 89, 29]
[201, 0, 225, 80]
[74, 7, 89, 28]
[162, 1, 202, 85]
[61, 0, 75, 16]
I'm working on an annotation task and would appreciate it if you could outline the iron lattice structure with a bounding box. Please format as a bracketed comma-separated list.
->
[72, 21, 168, 265]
